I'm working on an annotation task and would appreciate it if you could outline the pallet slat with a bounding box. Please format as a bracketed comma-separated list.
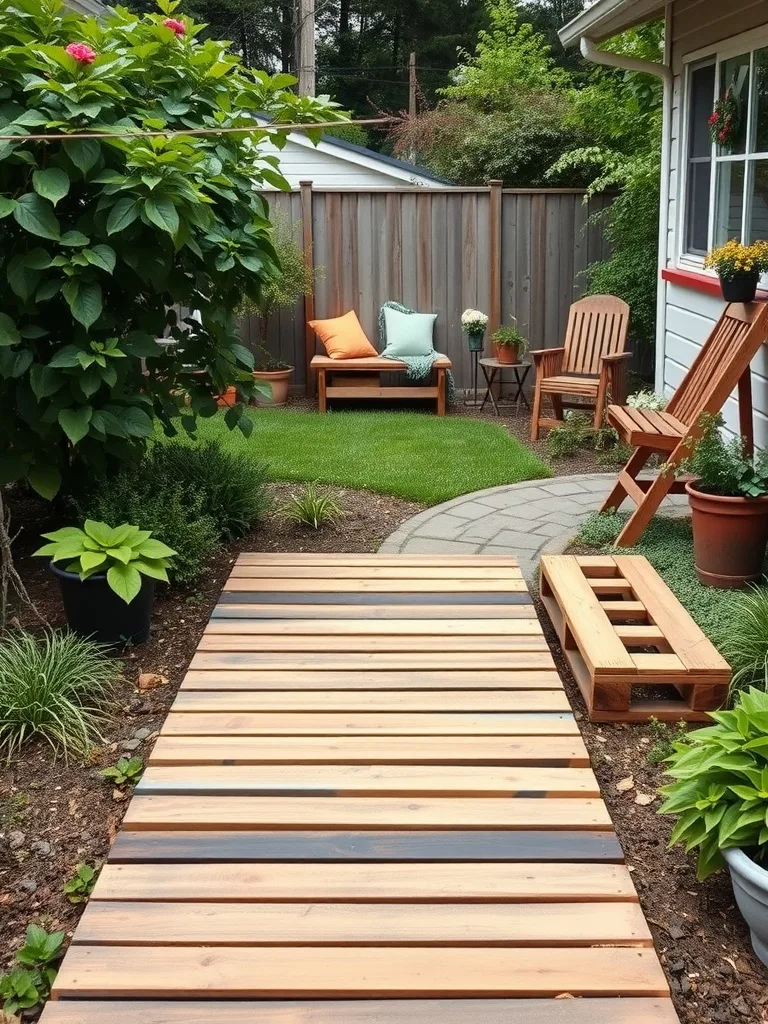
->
[170, 691, 568, 714]
[179, 670, 564, 691]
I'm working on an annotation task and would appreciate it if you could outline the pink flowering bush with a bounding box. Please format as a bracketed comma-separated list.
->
[163, 18, 185, 35]
[0, 0, 346, 499]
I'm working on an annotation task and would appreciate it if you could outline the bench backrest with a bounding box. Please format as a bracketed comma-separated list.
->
[666, 302, 768, 427]
[562, 295, 630, 376]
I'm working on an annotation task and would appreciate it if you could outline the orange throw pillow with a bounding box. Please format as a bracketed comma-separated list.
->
[310, 311, 378, 359]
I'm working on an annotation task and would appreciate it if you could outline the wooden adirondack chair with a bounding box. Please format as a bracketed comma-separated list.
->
[530, 295, 631, 441]
[600, 301, 768, 548]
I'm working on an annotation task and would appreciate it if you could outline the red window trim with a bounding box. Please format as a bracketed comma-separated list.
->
[662, 266, 768, 301]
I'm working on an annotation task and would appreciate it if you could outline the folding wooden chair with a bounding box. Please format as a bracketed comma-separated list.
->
[601, 301, 768, 547]
[530, 295, 631, 441]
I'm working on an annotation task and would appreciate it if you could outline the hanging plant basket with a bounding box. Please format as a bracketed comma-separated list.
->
[709, 90, 740, 152]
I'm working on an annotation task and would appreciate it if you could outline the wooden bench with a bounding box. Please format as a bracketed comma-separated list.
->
[540, 555, 731, 723]
[311, 355, 451, 416]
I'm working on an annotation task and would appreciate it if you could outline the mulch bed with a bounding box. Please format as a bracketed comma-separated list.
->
[535, 593, 768, 1024]
[0, 482, 422, 980]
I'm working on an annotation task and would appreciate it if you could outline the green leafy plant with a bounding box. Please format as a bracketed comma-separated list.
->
[680, 414, 768, 498]
[34, 520, 176, 602]
[659, 687, 768, 879]
[646, 717, 688, 764]
[545, 412, 620, 461]
[0, 630, 119, 759]
[491, 323, 529, 357]
[63, 862, 97, 904]
[0, 923, 65, 1015]
[0, 0, 345, 502]
[627, 389, 667, 411]
[276, 482, 343, 530]
[575, 509, 626, 547]
[718, 586, 768, 694]
[99, 755, 143, 786]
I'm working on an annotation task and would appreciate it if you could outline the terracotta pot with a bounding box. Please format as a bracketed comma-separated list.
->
[253, 368, 293, 407]
[686, 480, 768, 587]
[719, 271, 759, 303]
[215, 386, 237, 408]
[494, 342, 519, 364]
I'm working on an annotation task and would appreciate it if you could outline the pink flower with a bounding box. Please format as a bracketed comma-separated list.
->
[65, 42, 97, 64]
[163, 17, 186, 35]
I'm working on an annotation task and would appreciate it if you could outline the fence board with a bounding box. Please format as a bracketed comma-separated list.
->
[256, 186, 612, 392]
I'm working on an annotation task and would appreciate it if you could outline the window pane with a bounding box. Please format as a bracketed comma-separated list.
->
[755, 48, 768, 153]
[748, 161, 768, 241]
[715, 161, 745, 245]
[685, 62, 715, 253]
[690, 63, 716, 157]
[719, 53, 750, 154]
[686, 162, 712, 253]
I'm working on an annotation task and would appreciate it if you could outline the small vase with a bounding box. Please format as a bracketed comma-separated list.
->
[719, 271, 759, 303]
[466, 330, 485, 353]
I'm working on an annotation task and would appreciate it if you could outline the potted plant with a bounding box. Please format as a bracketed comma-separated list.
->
[491, 322, 529, 365]
[251, 346, 294, 407]
[704, 239, 768, 302]
[237, 224, 316, 406]
[461, 309, 488, 352]
[659, 686, 768, 965]
[34, 521, 176, 645]
[680, 414, 768, 587]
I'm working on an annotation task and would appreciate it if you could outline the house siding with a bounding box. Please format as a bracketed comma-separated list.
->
[659, 0, 768, 447]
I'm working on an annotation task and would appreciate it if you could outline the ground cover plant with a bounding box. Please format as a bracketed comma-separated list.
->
[0, 924, 64, 1016]
[0, 629, 120, 759]
[192, 408, 550, 504]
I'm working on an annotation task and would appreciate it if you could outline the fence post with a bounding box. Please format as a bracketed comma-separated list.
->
[488, 180, 503, 337]
[300, 180, 315, 397]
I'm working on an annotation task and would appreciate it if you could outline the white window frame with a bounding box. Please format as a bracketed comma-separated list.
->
[678, 24, 768, 273]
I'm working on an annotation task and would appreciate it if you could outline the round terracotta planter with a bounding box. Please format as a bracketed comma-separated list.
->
[216, 386, 237, 408]
[494, 343, 519, 364]
[686, 480, 768, 587]
[253, 368, 293, 407]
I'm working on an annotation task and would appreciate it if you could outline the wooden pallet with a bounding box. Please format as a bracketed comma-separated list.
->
[41, 554, 678, 1024]
[540, 554, 731, 722]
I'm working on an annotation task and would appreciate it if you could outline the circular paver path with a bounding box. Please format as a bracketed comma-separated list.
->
[379, 473, 688, 581]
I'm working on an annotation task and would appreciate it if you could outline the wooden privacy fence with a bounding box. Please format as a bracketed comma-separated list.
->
[244, 182, 612, 394]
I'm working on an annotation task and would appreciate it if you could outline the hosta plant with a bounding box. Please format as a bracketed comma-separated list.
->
[34, 519, 176, 602]
[658, 687, 768, 879]
[0, 0, 345, 499]
[0, 924, 64, 1016]
[63, 862, 97, 904]
[99, 755, 143, 785]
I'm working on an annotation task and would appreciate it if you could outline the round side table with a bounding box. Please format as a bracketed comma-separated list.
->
[478, 358, 531, 416]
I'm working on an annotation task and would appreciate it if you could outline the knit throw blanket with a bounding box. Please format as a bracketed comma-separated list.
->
[380, 347, 457, 404]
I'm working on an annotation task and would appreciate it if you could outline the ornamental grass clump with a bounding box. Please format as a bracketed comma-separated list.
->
[0, 630, 120, 760]
[718, 586, 768, 693]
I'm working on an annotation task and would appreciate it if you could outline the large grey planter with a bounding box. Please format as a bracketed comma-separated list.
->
[724, 847, 768, 966]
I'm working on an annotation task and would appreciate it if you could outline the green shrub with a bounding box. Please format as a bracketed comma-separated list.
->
[0, 631, 119, 760]
[681, 414, 768, 498]
[546, 413, 620, 461]
[719, 586, 768, 693]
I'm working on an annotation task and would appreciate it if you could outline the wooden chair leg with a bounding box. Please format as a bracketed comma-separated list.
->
[599, 446, 651, 514]
[530, 381, 543, 441]
[614, 444, 687, 547]
[551, 394, 564, 422]
[437, 367, 446, 416]
[593, 378, 609, 430]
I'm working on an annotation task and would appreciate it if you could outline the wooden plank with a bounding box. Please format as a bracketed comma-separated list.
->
[75, 900, 651, 946]
[39, 998, 682, 1024]
[204, 618, 541, 635]
[51, 946, 668, 998]
[599, 601, 648, 622]
[107, 829, 626, 864]
[137, 765, 600, 798]
[92, 862, 637, 903]
[217, 592, 533, 606]
[196, 636, 550, 653]
[229, 567, 524, 580]
[223, 578, 529, 593]
[160, 708, 573, 736]
[170, 692, 568, 714]
[310, 356, 452, 370]
[188, 653, 557, 672]
[235, 554, 521, 566]
[613, 556, 731, 673]
[179, 670, 564, 691]
[212, 603, 537, 620]
[614, 625, 666, 645]
[149, 734, 587, 765]
[324, 386, 439, 400]
[122, 796, 612, 831]
[587, 579, 633, 594]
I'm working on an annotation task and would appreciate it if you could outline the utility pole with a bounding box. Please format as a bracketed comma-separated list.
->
[408, 51, 417, 120]
[297, 0, 316, 97]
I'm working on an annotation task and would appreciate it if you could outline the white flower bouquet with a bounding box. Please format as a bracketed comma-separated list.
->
[461, 309, 488, 334]
[627, 389, 667, 411]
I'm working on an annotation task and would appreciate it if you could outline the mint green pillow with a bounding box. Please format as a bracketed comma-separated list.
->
[381, 305, 436, 357]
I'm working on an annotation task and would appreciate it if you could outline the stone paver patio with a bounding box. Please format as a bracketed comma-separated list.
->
[380, 473, 688, 581]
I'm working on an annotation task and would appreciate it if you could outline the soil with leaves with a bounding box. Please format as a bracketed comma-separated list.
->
[0, 482, 422, 1010]
[536, 594, 768, 1024]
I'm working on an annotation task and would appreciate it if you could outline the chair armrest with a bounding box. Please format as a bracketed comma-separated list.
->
[530, 347, 565, 376]
[600, 351, 633, 364]
[600, 351, 631, 405]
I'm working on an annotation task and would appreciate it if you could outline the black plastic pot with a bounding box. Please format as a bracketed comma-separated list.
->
[720, 271, 760, 303]
[50, 562, 155, 646]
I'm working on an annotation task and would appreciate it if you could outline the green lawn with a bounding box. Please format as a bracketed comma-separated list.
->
[190, 409, 550, 505]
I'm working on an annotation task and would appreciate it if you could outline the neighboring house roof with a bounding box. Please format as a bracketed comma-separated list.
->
[314, 133, 452, 186]
[65, 0, 110, 15]
[559, 0, 664, 47]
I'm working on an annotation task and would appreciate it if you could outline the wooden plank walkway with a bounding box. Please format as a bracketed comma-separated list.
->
[41, 554, 678, 1023]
